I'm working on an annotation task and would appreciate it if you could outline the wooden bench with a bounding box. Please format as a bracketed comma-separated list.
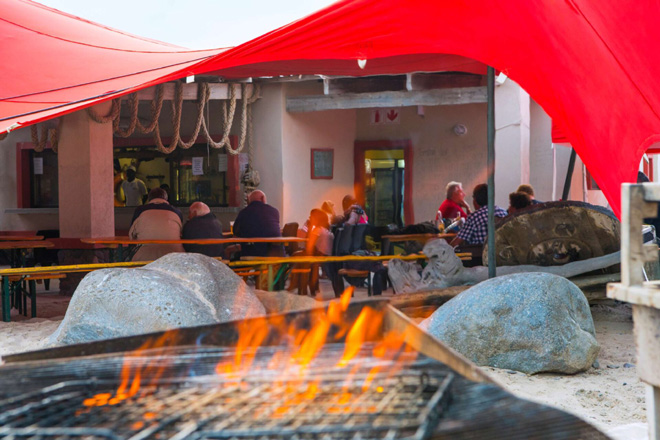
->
[3, 273, 66, 319]
[338, 269, 372, 296]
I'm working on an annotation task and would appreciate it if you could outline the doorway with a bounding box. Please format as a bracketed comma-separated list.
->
[354, 140, 414, 226]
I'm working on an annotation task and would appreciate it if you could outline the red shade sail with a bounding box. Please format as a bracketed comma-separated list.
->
[2, 0, 660, 216]
[0, 0, 226, 131]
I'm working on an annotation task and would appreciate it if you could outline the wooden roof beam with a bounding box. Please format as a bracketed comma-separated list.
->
[121, 83, 254, 101]
[286, 86, 487, 113]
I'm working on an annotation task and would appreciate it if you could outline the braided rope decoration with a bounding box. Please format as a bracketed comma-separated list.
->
[30, 124, 48, 152]
[30, 119, 62, 153]
[86, 99, 120, 124]
[50, 118, 62, 153]
[84, 82, 260, 157]
[200, 83, 237, 151]
[136, 84, 164, 134]
[113, 93, 139, 138]
[177, 82, 209, 149]
[152, 81, 184, 154]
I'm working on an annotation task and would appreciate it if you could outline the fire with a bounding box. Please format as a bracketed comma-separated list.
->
[83, 330, 180, 408]
[80, 286, 418, 420]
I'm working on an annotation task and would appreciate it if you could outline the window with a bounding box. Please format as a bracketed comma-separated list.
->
[30, 149, 58, 207]
[114, 143, 231, 207]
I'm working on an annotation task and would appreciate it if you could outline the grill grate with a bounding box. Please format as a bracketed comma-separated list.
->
[0, 344, 453, 440]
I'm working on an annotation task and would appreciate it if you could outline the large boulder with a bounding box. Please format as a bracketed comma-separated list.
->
[254, 290, 321, 314]
[420, 272, 599, 374]
[48, 253, 265, 345]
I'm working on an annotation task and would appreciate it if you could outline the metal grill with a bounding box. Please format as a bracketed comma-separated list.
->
[0, 344, 453, 440]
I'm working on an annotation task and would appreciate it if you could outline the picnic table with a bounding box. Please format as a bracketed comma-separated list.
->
[0, 235, 44, 241]
[81, 236, 307, 262]
[381, 233, 456, 256]
[0, 240, 55, 321]
[233, 253, 471, 291]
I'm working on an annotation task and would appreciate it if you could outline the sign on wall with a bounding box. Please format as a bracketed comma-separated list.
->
[311, 148, 334, 179]
[370, 108, 401, 125]
[192, 157, 204, 176]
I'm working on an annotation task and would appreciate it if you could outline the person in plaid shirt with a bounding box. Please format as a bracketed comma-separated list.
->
[450, 184, 507, 246]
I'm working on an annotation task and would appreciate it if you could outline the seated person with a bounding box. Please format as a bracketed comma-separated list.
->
[129, 188, 184, 261]
[182, 202, 224, 257]
[233, 190, 284, 257]
[437, 181, 471, 222]
[516, 184, 543, 204]
[291, 209, 335, 295]
[339, 195, 368, 226]
[508, 191, 532, 214]
[306, 209, 334, 256]
[450, 183, 508, 247]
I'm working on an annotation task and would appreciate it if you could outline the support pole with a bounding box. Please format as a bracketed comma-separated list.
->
[561, 148, 577, 200]
[487, 67, 496, 279]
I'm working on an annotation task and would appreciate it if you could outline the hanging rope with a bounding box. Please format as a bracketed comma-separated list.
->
[177, 82, 209, 149]
[30, 124, 48, 152]
[86, 99, 120, 124]
[112, 93, 139, 138]
[30, 118, 62, 153]
[136, 84, 164, 134]
[240, 84, 262, 201]
[152, 81, 184, 154]
[85, 81, 260, 158]
[50, 118, 62, 153]
[200, 83, 237, 150]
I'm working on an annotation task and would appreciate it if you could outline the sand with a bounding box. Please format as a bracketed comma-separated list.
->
[0, 285, 651, 439]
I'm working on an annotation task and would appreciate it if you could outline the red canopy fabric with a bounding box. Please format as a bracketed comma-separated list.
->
[551, 122, 570, 145]
[2, 0, 660, 216]
[0, 0, 225, 131]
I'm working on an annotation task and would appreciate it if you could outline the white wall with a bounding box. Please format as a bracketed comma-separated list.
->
[529, 98, 554, 202]
[494, 80, 531, 207]
[356, 103, 488, 223]
[251, 83, 285, 217]
[281, 82, 356, 224]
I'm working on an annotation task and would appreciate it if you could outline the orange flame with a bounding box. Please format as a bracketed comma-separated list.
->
[82, 286, 418, 420]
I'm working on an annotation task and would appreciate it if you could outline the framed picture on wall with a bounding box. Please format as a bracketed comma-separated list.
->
[311, 148, 334, 179]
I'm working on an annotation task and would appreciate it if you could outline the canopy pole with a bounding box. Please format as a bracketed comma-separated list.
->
[487, 66, 496, 279]
[561, 148, 577, 200]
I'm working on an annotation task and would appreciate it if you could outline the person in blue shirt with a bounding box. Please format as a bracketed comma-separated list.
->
[450, 184, 507, 247]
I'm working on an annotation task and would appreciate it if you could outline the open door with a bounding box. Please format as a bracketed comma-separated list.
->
[354, 140, 414, 226]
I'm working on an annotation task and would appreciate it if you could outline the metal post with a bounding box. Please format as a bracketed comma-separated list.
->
[487, 66, 496, 279]
[561, 148, 577, 200]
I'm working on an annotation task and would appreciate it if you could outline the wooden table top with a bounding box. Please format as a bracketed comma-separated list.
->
[381, 233, 456, 242]
[80, 236, 307, 245]
[0, 235, 44, 241]
[0, 240, 54, 250]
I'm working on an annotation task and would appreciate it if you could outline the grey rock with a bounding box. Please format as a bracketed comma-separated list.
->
[253, 290, 321, 314]
[623, 363, 635, 368]
[420, 272, 599, 374]
[48, 253, 265, 346]
[592, 360, 600, 369]
[607, 364, 620, 369]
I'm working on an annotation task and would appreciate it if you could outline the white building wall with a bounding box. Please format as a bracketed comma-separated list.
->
[281, 82, 357, 225]
[494, 80, 531, 208]
[251, 83, 285, 219]
[356, 103, 488, 223]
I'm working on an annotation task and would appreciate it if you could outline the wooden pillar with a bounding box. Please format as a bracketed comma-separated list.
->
[57, 103, 114, 238]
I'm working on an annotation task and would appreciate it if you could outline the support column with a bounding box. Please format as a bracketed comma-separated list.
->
[58, 103, 114, 238]
[494, 80, 530, 207]
[56, 103, 114, 294]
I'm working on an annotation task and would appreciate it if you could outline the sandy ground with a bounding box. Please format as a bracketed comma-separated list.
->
[484, 301, 648, 439]
[0, 280, 651, 439]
